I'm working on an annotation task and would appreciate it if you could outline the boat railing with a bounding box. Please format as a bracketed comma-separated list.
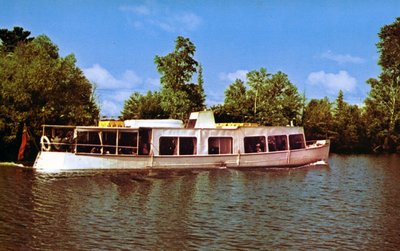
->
[42, 138, 141, 155]
[40, 125, 76, 152]
[306, 139, 329, 148]
[75, 143, 139, 155]
[40, 125, 142, 155]
[47, 141, 75, 152]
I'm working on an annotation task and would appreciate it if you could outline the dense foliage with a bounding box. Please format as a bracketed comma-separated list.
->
[213, 68, 303, 126]
[214, 18, 400, 153]
[302, 97, 334, 141]
[122, 36, 206, 121]
[363, 17, 400, 152]
[154, 36, 206, 120]
[2, 17, 400, 161]
[124, 17, 400, 153]
[0, 27, 99, 161]
[0, 27, 33, 53]
[121, 91, 168, 120]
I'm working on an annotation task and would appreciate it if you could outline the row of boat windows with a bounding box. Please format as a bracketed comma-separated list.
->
[74, 131, 305, 155]
[76, 131, 146, 155]
[159, 134, 305, 155]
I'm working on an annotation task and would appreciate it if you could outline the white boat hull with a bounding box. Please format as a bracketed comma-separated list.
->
[33, 143, 330, 173]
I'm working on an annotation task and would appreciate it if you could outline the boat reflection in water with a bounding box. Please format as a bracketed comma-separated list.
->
[34, 111, 329, 172]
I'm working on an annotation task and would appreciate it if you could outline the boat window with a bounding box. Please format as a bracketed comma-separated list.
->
[268, 135, 287, 152]
[159, 137, 178, 155]
[179, 137, 197, 155]
[159, 137, 197, 155]
[76, 131, 101, 153]
[42, 127, 75, 152]
[119, 132, 138, 155]
[244, 136, 266, 153]
[289, 134, 305, 150]
[102, 131, 117, 154]
[208, 137, 233, 154]
[138, 128, 151, 155]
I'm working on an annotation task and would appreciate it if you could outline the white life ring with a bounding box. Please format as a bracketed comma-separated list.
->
[40, 136, 51, 151]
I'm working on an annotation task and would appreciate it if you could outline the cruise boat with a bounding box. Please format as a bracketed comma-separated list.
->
[33, 111, 330, 173]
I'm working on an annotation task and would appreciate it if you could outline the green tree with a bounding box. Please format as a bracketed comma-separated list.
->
[345, 105, 368, 153]
[270, 72, 303, 126]
[211, 104, 231, 123]
[331, 91, 366, 153]
[335, 90, 345, 113]
[377, 17, 400, 72]
[364, 75, 400, 151]
[160, 87, 192, 120]
[0, 26, 34, 52]
[303, 97, 334, 140]
[248, 69, 302, 126]
[223, 79, 251, 122]
[247, 67, 271, 115]
[0, 32, 99, 161]
[121, 91, 167, 120]
[122, 92, 143, 119]
[195, 64, 206, 111]
[154, 36, 204, 120]
[215, 68, 303, 126]
[364, 17, 400, 151]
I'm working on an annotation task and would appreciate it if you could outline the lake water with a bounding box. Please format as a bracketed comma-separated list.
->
[1, 154, 400, 250]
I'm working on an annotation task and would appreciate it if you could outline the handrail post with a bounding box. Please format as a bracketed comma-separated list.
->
[116, 129, 119, 155]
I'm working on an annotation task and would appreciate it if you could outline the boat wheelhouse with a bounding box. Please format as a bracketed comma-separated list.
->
[33, 111, 329, 172]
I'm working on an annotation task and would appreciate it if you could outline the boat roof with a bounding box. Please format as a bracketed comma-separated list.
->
[41, 111, 304, 135]
[42, 124, 304, 137]
[124, 119, 184, 128]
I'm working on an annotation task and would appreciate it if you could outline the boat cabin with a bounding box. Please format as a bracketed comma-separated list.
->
[40, 111, 308, 156]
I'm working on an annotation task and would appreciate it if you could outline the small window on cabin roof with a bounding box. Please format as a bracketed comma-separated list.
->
[268, 135, 288, 152]
[208, 137, 233, 154]
[289, 134, 305, 150]
[244, 136, 266, 153]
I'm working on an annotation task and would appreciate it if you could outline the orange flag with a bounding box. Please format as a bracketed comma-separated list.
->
[17, 125, 28, 161]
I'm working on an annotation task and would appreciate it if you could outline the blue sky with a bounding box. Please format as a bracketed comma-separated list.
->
[2, 0, 399, 116]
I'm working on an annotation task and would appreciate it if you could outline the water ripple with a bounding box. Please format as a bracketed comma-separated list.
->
[1, 154, 400, 250]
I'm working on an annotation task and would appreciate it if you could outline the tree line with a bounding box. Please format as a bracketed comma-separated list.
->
[122, 17, 400, 154]
[0, 17, 399, 161]
[0, 27, 99, 161]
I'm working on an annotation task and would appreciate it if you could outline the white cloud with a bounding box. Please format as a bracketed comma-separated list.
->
[113, 90, 133, 102]
[84, 64, 141, 89]
[151, 19, 175, 33]
[84, 64, 158, 116]
[219, 70, 248, 82]
[120, 4, 202, 33]
[119, 5, 151, 15]
[146, 77, 160, 88]
[206, 91, 225, 106]
[122, 70, 142, 85]
[176, 13, 201, 31]
[321, 50, 365, 64]
[307, 70, 357, 94]
[100, 100, 121, 117]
